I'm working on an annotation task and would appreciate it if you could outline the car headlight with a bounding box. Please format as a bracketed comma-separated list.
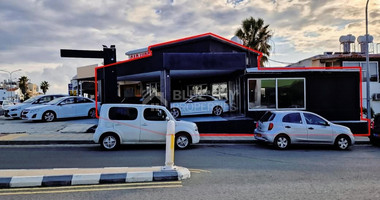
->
[194, 125, 198, 132]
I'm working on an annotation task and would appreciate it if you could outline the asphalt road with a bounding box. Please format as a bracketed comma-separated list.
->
[0, 143, 380, 200]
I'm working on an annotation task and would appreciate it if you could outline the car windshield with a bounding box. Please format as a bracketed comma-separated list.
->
[47, 97, 66, 105]
[23, 96, 40, 103]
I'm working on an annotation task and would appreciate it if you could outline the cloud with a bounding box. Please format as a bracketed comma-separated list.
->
[1, 0, 380, 91]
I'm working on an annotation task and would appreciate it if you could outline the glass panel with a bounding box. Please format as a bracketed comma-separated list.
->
[212, 83, 227, 100]
[248, 79, 276, 109]
[282, 113, 302, 124]
[277, 79, 305, 109]
[143, 108, 167, 121]
[109, 107, 138, 120]
[304, 113, 327, 125]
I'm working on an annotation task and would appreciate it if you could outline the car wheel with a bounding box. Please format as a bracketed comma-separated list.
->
[88, 108, 96, 118]
[335, 135, 350, 150]
[212, 106, 223, 116]
[274, 135, 290, 150]
[101, 133, 119, 150]
[175, 133, 191, 149]
[170, 108, 180, 118]
[42, 111, 56, 122]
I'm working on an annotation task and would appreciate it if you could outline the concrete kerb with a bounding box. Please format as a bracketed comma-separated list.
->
[0, 166, 190, 188]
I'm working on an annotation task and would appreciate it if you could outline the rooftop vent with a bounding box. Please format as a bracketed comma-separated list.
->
[339, 34, 355, 53]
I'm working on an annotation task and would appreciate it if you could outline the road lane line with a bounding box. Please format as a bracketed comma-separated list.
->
[0, 181, 182, 192]
[0, 181, 183, 196]
[0, 184, 183, 196]
[0, 134, 28, 141]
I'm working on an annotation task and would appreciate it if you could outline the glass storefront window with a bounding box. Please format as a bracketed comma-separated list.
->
[248, 79, 276, 109]
[212, 83, 227, 100]
[248, 78, 305, 110]
[278, 79, 305, 108]
[343, 61, 378, 82]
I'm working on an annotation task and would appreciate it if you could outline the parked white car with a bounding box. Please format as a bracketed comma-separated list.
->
[170, 95, 229, 118]
[4, 95, 67, 119]
[0, 100, 14, 116]
[93, 104, 200, 150]
[21, 96, 97, 122]
[254, 111, 355, 150]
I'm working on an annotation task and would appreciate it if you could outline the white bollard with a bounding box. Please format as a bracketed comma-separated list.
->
[163, 120, 175, 170]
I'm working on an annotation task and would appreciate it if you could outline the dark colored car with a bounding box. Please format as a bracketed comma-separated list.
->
[370, 115, 380, 145]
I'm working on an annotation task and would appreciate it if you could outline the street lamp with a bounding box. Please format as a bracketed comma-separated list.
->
[0, 69, 22, 102]
[365, 0, 371, 119]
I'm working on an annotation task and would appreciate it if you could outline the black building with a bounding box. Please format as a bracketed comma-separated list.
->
[96, 33, 368, 135]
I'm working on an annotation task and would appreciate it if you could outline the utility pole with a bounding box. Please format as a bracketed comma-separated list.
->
[365, 0, 371, 119]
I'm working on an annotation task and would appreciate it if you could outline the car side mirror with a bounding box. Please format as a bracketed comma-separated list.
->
[166, 116, 170, 121]
[59, 102, 66, 106]
[186, 100, 193, 103]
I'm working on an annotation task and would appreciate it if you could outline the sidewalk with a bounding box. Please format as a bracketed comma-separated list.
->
[0, 166, 190, 188]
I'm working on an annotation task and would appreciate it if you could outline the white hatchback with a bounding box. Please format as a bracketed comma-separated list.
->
[254, 111, 355, 150]
[93, 104, 200, 150]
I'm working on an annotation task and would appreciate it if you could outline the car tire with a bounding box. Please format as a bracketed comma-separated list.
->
[274, 135, 290, 150]
[42, 111, 56, 122]
[170, 108, 181, 118]
[175, 133, 191, 149]
[335, 135, 351, 150]
[212, 106, 223, 116]
[88, 108, 96, 118]
[100, 133, 120, 150]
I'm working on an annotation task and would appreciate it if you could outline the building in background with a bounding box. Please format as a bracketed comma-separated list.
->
[287, 34, 380, 114]
[70, 64, 97, 99]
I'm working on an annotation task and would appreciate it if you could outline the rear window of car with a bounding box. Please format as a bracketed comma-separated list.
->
[109, 107, 138, 120]
[259, 112, 276, 122]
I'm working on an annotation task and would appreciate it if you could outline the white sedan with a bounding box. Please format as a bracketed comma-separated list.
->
[170, 95, 229, 118]
[21, 96, 98, 122]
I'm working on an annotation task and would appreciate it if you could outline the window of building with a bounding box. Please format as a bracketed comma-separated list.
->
[212, 83, 228, 100]
[109, 107, 138, 120]
[343, 61, 379, 82]
[188, 84, 208, 96]
[282, 113, 302, 124]
[248, 78, 306, 110]
[143, 108, 167, 121]
[248, 79, 276, 109]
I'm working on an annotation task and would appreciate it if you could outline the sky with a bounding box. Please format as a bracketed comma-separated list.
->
[0, 0, 379, 94]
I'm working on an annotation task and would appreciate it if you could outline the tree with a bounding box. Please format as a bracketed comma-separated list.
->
[235, 17, 272, 66]
[18, 76, 29, 100]
[40, 81, 50, 95]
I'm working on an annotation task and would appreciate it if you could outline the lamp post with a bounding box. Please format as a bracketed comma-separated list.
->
[365, 0, 371, 119]
[0, 69, 22, 102]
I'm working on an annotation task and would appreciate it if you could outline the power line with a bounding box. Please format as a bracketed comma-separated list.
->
[267, 58, 294, 65]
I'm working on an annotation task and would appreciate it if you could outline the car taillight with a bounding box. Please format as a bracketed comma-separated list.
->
[268, 123, 274, 130]
[256, 122, 259, 128]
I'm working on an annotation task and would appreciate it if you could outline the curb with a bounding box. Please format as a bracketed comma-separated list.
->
[0, 167, 190, 188]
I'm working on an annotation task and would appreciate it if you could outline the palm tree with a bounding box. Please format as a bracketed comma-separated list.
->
[235, 17, 272, 66]
[18, 76, 29, 100]
[40, 81, 50, 95]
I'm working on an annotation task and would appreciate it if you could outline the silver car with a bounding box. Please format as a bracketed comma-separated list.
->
[254, 111, 355, 150]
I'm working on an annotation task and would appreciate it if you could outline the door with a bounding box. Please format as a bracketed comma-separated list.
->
[58, 97, 76, 118]
[303, 113, 333, 142]
[139, 107, 168, 142]
[282, 113, 308, 142]
[75, 97, 94, 117]
[110, 106, 140, 142]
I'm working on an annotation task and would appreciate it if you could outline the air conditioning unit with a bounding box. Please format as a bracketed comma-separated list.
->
[372, 93, 380, 101]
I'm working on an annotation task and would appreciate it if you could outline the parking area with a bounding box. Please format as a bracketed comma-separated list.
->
[0, 116, 98, 135]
